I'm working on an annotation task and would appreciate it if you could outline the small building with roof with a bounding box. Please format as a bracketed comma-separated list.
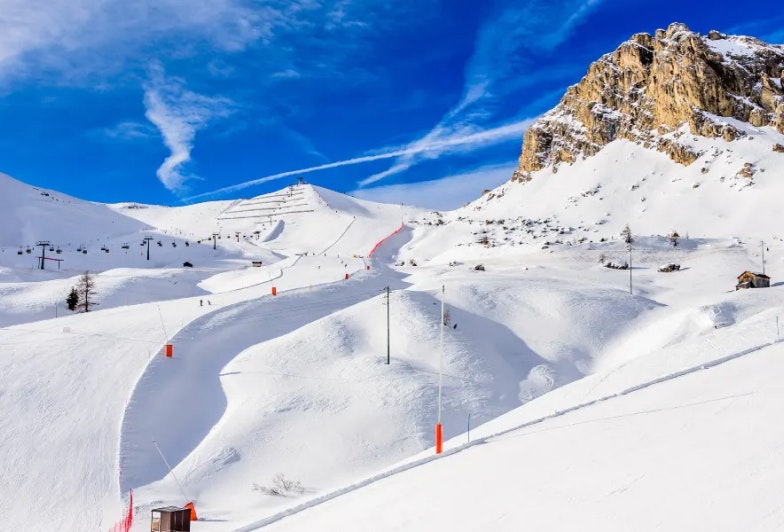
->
[736, 271, 770, 290]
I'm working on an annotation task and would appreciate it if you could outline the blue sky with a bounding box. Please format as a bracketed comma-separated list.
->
[0, 0, 781, 208]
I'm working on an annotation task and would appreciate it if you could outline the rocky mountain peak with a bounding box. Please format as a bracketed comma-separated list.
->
[512, 22, 784, 182]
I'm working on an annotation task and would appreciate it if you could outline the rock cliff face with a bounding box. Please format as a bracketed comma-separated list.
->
[512, 23, 784, 181]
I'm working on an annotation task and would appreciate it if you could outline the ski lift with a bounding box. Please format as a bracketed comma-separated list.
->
[25, 247, 31, 254]
[17, 246, 22, 255]
[49, 245, 54, 252]
[82, 249, 87, 254]
[157, 240, 163, 247]
[103, 246, 110, 253]
[122, 243, 130, 250]
[55, 248, 62, 254]
[172, 242, 177, 247]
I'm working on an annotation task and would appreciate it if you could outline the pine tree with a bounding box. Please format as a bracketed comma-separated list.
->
[75, 271, 99, 313]
[66, 287, 79, 311]
[621, 224, 634, 248]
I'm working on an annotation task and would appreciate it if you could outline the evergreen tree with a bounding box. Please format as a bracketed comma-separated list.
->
[66, 287, 79, 311]
[621, 224, 634, 247]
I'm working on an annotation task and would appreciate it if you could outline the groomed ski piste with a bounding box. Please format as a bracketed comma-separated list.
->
[2, 122, 784, 532]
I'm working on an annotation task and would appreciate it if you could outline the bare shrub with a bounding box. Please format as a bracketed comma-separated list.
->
[253, 473, 305, 497]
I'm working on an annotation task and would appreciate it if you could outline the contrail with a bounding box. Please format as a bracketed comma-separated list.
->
[182, 119, 531, 202]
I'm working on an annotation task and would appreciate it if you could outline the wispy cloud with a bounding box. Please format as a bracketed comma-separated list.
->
[358, 0, 604, 188]
[143, 63, 234, 192]
[0, 0, 415, 87]
[97, 121, 156, 141]
[351, 162, 517, 210]
[0, 0, 279, 83]
[182, 118, 532, 201]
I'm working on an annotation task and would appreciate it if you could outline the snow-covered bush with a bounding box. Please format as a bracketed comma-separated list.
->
[252, 473, 305, 497]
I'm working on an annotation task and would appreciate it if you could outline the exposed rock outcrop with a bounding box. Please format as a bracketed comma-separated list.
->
[512, 23, 784, 181]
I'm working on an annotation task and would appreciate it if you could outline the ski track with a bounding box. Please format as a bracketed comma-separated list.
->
[318, 216, 356, 255]
[118, 225, 407, 494]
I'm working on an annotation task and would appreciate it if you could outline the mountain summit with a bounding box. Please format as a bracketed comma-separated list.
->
[512, 23, 784, 181]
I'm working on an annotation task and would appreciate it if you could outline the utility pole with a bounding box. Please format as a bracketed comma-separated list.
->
[212, 232, 219, 250]
[36, 241, 50, 270]
[385, 286, 391, 364]
[143, 236, 154, 261]
[628, 244, 633, 295]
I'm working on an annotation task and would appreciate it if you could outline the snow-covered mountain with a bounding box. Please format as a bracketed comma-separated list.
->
[1, 22, 784, 532]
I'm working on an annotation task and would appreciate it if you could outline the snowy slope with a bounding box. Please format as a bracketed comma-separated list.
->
[0, 172, 148, 249]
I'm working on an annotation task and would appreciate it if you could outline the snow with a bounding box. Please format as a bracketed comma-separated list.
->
[1, 118, 784, 532]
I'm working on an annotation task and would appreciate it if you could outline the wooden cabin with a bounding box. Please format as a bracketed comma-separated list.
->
[736, 271, 771, 290]
[150, 506, 191, 532]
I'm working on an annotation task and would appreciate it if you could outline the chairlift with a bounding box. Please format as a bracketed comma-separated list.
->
[82, 249, 87, 254]
[172, 242, 177, 247]
[157, 240, 163, 247]
[17, 246, 22, 255]
[103, 247, 110, 253]
[55, 248, 62, 254]
[25, 247, 31, 254]
[122, 243, 130, 250]
[49, 246, 54, 252]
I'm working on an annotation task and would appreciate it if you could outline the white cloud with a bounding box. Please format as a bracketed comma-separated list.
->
[183, 118, 531, 201]
[351, 163, 516, 211]
[143, 64, 234, 192]
[0, 0, 423, 86]
[98, 121, 156, 141]
[0, 0, 276, 81]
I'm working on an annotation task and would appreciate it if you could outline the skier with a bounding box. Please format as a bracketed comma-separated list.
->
[200, 299, 203, 307]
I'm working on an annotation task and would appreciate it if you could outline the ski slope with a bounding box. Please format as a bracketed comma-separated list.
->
[1, 141, 784, 532]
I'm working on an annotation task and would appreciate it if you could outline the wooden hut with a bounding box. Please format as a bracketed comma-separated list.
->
[150, 506, 191, 532]
[736, 271, 771, 290]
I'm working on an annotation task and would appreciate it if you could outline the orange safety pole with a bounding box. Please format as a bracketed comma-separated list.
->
[165, 344, 173, 357]
[272, 286, 277, 296]
[435, 423, 443, 454]
[184, 501, 198, 521]
[345, 273, 349, 280]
